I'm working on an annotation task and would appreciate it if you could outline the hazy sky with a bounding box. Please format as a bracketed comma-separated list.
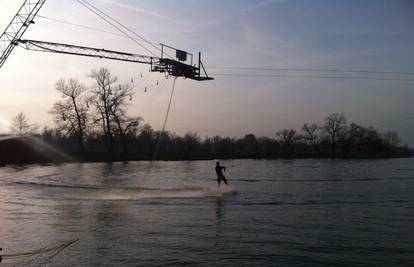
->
[1, 0, 413, 145]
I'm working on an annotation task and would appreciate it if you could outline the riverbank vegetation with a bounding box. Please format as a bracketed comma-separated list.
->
[1, 68, 411, 164]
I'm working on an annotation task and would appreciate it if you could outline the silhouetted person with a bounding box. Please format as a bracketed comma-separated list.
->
[0, 247, 2, 263]
[215, 161, 228, 187]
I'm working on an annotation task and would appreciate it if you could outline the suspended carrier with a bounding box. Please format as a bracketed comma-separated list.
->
[153, 44, 213, 81]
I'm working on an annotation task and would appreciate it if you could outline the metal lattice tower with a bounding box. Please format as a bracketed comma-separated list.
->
[20, 39, 156, 65]
[0, 0, 213, 81]
[0, 0, 46, 68]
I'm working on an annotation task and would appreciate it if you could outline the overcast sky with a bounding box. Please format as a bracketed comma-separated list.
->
[1, 0, 413, 145]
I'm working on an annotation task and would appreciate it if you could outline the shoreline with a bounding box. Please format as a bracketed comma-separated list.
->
[0, 153, 412, 166]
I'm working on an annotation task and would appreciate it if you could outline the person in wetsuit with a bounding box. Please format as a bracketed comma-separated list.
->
[215, 161, 228, 187]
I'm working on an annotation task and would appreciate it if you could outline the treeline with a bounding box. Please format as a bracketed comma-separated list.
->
[5, 68, 411, 162]
[36, 113, 410, 161]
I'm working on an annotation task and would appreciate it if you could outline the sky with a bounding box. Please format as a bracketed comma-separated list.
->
[0, 0, 413, 146]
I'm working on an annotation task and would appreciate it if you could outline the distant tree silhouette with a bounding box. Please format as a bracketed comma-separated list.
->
[276, 128, 302, 155]
[383, 131, 401, 147]
[6, 112, 410, 164]
[9, 112, 38, 135]
[238, 134, 258, 157]
[302, 123, 321, 155]
[323, 112, 347, 157]
[136, 124, 155, 157]
[182, 132, 201, 159]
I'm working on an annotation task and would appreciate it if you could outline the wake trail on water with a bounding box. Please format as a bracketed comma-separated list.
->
[80, 186, 238, 200]
[1, 238, 79, 267]
[10, 180, 238, 200]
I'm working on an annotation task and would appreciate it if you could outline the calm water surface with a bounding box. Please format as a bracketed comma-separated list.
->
[0, 158, 413, 266]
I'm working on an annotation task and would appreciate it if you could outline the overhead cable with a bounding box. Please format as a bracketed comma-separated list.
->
[152, 77, 177, 160]
[37, 15, 124, 37]
[75, 0, 158, 57]
[210, 73, 414, 81]
[76, 0, 176, 59]
[208, 66, 414, 76]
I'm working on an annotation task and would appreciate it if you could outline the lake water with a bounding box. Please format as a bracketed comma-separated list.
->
[0, 158, 413, 266]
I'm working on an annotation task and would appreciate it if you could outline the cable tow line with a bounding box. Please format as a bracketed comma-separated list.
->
[152, 77, 178, 160]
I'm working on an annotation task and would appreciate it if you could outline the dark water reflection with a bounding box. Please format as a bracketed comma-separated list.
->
[0, 158, 413, 266]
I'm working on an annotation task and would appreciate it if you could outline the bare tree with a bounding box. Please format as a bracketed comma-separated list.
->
[323, 112, 347, 157]
[383, 131, 400, 147]
[49, 79, 89, 152]
[276, 128, 302, 155]
[9, 112, 38, 134]
[342, 122, 363, 154]
[89, 67, 140, 154]
[301, 123, 321, 155]
[110, 84, 143, 153]
[89, 68, 117, 153]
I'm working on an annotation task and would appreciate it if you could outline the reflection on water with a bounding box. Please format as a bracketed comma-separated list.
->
[0, 158, 414, 266]
[214, 197, 226, 249]
[215, 197, 226, 220]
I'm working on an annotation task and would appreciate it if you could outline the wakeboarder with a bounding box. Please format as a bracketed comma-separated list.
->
[215, 161, 229, 187]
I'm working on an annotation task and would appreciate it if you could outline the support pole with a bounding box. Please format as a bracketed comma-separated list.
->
[198, 52, 201, 78]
